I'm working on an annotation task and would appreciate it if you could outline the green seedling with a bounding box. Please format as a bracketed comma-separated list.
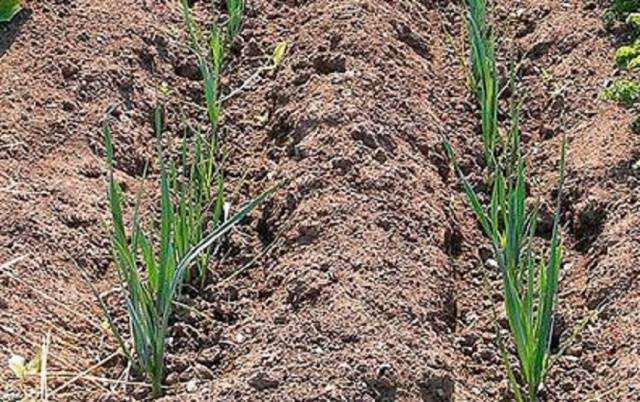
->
[0, 0, 21, 22]
[9, 353, 40, 380]
[103, 108, 275, 397]
[467, 0, 499, 170]
[8, 333, 50, 400]
[602, 79, 640, 107]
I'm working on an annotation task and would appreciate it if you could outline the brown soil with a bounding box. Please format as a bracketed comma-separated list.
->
[1, 0, 639, 401]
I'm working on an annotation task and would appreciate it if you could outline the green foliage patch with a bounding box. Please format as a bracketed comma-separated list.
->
[602, 79, 640, 107]
[614, 40, 640, 69]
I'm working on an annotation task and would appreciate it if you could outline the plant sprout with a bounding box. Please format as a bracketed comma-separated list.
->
[467, 0, 498, 170]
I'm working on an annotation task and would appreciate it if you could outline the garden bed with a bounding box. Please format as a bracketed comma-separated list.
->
[1, 0, 638, 400]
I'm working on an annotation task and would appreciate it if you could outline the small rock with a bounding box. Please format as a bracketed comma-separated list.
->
[377, 363, 392, 376]
[186, 379, 198, 393]
[61, 62, 79, 79]
[62, 100, 76, 112]
[313, 53, 346, 74]
[351, 127, 377, 148]
[478, 244, 492, 262]
[485, 258, 499, 270]
[174, 60, 202, 81]
[165, 372, 178, 385]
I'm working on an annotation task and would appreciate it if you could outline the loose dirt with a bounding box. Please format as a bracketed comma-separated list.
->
[1, 0, 638, 401]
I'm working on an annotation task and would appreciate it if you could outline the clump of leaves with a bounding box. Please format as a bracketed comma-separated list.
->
[618, 13, 640, 68]
[628, 12, 640, 28]
[0, 0, 21, 22]
[602, 79, 640, 107]
[604, 0, 640, 29]
[615, 39, 640, 69]
[612, 0, 640, 17]
[607, 1, 640, 68]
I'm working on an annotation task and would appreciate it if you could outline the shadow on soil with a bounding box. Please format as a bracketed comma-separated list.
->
[0, 8, 31, 57]
[365, 374, 456, 402]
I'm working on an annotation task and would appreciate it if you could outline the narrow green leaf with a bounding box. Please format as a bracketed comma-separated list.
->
[0, 0, 21, 23]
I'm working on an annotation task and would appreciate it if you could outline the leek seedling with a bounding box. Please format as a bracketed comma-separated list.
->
[104, 114, 175, 397]
[225, 0, 245, 41]
[170, 129, 226, 287]
[467, 0, 499, 169]
[443, 3, 571, 398]
[181, 0, 223, 136]
[104, 108, 275, 397]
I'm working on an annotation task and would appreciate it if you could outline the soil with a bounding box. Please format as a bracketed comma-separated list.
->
[1, 0, 639, 401]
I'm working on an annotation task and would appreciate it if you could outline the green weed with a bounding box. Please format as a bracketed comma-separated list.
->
[602, 79, 640, 106]
[604, 1, 640, 133]
[628, 12, 640, 28]
[604, 0, 640, 29]
[611, 0, 640, 17]
[607, 1, 640, 68]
